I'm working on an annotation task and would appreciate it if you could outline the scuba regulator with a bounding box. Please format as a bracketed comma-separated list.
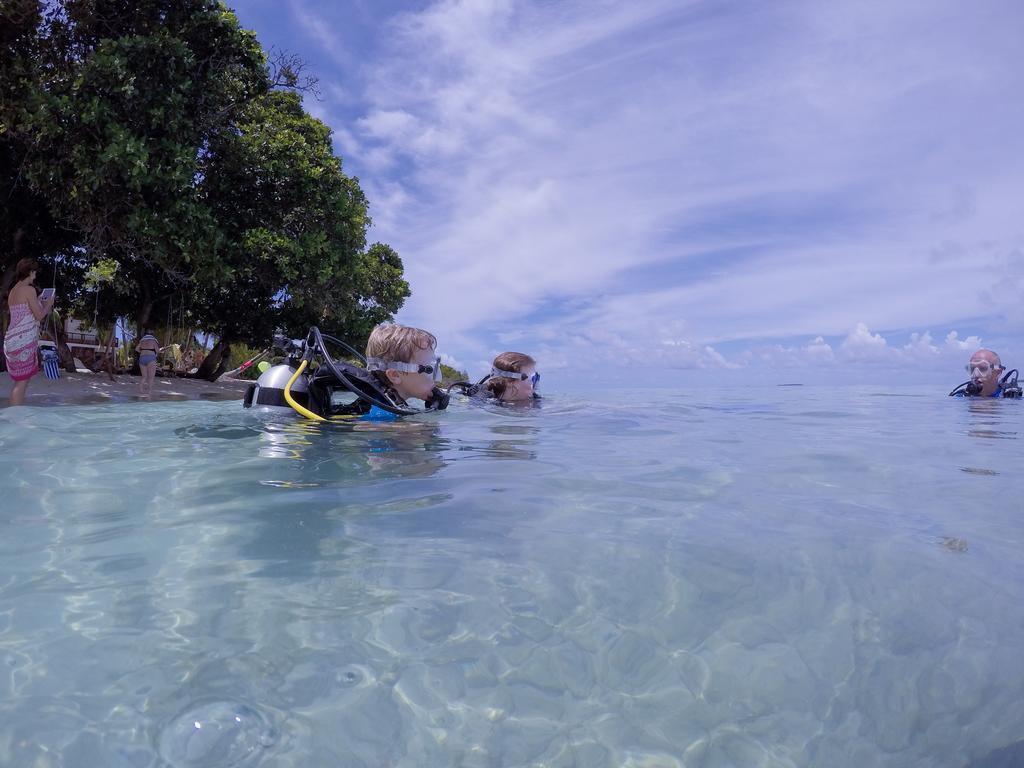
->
[949, 368, 1022, 398]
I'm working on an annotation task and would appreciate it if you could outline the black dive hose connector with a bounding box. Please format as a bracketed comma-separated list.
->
[1001, 369, 1022, 398]
[270, 331, 307, 366]
[425, 386, 450, 411]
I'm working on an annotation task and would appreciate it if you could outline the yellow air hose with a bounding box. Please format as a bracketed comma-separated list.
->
[284, 359, 357, 422]
[284, 360, 325, 421]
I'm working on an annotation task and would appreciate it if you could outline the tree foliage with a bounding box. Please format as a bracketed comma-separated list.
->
[196, 89, 368, 342]
[0, 0, 408, 378]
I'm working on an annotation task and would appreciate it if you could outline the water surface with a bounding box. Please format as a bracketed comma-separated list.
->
[0, 386, 1021, 767]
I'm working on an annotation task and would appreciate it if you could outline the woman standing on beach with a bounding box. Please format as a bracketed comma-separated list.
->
[135, 329, 159, 397]
[4, 258, 55, 406]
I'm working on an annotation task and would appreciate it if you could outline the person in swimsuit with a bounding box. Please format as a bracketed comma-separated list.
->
[135, 330, 160, 397]
[4, 258, 55, 406]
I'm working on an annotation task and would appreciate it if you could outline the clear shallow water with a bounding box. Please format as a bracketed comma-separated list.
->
[0, 386, 1022, 768]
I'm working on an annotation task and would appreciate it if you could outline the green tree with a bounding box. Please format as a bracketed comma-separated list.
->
[0, 1, 79, 370]
[191, 90, 408, 379]
[335, 242, 412, 344]
[1, 1, 410, 380]
[8, 0, 267, 318]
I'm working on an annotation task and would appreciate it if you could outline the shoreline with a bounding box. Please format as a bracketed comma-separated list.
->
[0, 371, 249, 408]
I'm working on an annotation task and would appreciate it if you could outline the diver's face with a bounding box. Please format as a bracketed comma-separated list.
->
[388, 345, 438, 402]
[500, 364, 537, 403]
[968, 353, 1001, 396]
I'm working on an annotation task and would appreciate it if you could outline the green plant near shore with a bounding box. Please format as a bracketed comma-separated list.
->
[226, 343, 268, 380]
[440, 363, 469, 387]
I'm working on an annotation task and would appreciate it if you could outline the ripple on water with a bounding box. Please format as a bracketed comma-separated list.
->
[336, 663, 376, 689]
[157, 700, 279, 767]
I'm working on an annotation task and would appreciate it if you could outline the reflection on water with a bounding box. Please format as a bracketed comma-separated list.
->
[960, 400, 1018, 478]
[250, 416, 450, 475]
[457, 423, 539, 461]
[964, 399, 1019, 440]
[0, 389, 1022, 767]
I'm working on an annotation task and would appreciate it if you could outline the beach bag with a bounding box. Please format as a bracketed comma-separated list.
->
[42, 348, 61, 380]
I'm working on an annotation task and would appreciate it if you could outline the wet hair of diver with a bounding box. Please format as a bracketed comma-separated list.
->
[949, 367, 1022, 398]
[243, 326, 450, 419]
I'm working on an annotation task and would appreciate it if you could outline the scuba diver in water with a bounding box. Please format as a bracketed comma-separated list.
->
[449, 352, 541, 404]
[243, 323, 449, 421]
[949, 349, 1022, 398]
[360, 323, 450, 418]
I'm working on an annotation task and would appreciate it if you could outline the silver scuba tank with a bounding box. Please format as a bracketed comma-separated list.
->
[242, 364, 309, 412]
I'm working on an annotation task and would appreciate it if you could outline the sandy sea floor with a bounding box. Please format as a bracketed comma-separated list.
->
[0, 370, 249, 407]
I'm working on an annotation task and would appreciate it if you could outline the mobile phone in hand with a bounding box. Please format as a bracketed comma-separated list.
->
[39, 288, 55, 301]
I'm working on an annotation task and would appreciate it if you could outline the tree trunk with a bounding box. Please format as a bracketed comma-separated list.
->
[96, 325, 117, 381]
[192, 338, 231, 381]
[49, 310, 77, 372]
[136, 296, 154, 338]
[135, 279, 155, 337]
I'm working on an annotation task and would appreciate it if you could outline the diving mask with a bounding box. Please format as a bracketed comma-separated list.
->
[489, 367, 540, 389]
[367, 356, 443, 383]
[966, 361, 1001, 376]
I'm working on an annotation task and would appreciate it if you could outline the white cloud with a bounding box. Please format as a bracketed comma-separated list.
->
[744, 323, 993, 376]
[356, 109, 418, 142]
[839, 322, 890, 361]
[330, 125, 361, 158]
[288, 0, 1024, 378]
[945, 331, 982, 351]
[289, 0, 351, 67]
[806, 337, 835, 362]
[980, 247, 1024, 327]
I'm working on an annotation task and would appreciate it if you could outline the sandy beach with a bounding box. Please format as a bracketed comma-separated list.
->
[0, 370, 250, 407]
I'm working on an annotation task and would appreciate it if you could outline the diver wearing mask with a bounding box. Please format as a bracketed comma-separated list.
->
[949, 349, 1022, 398]
[448, 352, 541, 403]
[243, 325, 449, 421]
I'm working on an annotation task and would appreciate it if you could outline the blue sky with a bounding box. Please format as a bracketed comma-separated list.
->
[233, 0, 1023, 385]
